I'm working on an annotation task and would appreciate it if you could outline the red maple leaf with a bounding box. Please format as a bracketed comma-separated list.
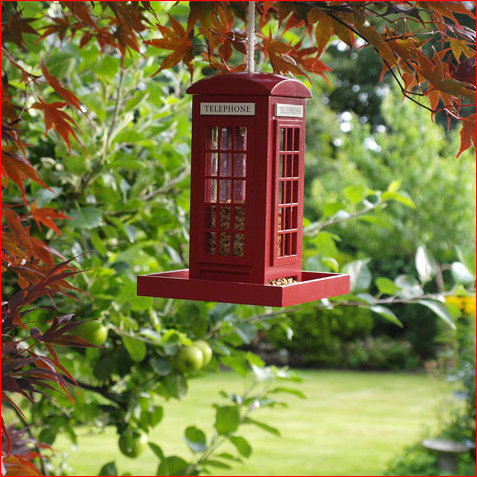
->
[30, 200, 73, 235]
[31, 99, 82, 152]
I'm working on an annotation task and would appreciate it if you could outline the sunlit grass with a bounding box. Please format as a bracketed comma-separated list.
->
[53, 370, 443, 476]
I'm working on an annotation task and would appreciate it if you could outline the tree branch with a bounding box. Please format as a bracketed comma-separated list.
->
[80, 66, 126, 195]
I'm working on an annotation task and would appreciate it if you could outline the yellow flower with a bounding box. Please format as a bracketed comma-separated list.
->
[445, 295, 476, 317]
[462, 296, 476, 317]
[445, 295, 464, 309]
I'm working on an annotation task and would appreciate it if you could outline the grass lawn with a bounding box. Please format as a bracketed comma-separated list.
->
[54, 370, 444, 476]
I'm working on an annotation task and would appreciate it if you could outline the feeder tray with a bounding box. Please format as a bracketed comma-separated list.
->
[137, 270, 349, 307]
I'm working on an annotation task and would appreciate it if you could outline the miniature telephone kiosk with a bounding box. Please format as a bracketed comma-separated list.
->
[137, 73, 349, 307]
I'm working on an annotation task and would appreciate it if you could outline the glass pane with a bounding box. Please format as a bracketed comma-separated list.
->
[279, 155, 286, 178]
[219, 180, 232, 203]
[294, 128, 300, 151]
[280, 128, 285, 151]
[291, 233, 297, 255]
[219, 205, 231, 230]
[235, 127, 247, 150]
[233, 180, 246, 203]
[206, 232, 216, 255]
[219, 153, 232, 176]
[278, 181, 284, 204]
[233, 153, 246, 177]
[286, 207, 292, 229]
[285, 181, 292, 204]
[291, 206, 298, 228]
[286, 155, 293, 177]
[209, 126, 218, 149]
[219, 233, 231, 256]
[206, 152, 218, 176]
[277, 234, 282, 257]
[286, 129, 294, 151]
[206, 205, 216, 229]
[206, 179, 217, 203]
[234, 206, 245, 231]
[221, 127, 232, 150]
[278, 207, 284, 231]
[293, 154, 299, 177]
[293, 181, 298, 203]
[233, 234, 245, 257]
[284, 233, 291, 255]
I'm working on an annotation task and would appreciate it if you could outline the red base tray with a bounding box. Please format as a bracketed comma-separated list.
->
[137, 269, 350, 307]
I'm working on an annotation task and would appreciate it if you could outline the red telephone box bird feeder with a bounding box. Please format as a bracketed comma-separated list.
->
[137, 73, 350, 306]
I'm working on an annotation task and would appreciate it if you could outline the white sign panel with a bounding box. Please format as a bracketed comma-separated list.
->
[200, 102, 255, 116]
[275, 103, 304, 118]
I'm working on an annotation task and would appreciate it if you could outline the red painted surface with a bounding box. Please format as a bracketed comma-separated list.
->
[137, 270, 350, 307]
[188, 73, 311, 284]
[137, 73, 350, 305]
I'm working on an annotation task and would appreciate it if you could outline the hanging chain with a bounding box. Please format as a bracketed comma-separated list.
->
[247, 1, 256, 73]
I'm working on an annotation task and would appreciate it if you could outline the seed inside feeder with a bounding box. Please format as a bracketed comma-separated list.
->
[268, 277, 297, 286]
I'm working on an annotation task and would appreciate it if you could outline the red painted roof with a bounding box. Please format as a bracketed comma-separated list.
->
[187, 72, 312, 98]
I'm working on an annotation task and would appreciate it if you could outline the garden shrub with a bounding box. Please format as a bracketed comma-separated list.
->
[268, 307, 374, 367]
[345, 337, 419, 370]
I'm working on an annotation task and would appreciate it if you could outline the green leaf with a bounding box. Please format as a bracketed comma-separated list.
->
[125, 91, 149, 112]
[214, 405, 240, 435]
[322, 202, 346, 217]
[451, 262, 475, 284]
[220, 354, 249, 376]
[233, 322, 256, 344]
[148, 406, 164, 428]
[270, 387, 306, 399]
[163, 374, 188, 400]
[203, 459, 232, 469]
[370, 305, 403, 327]
[314, 231, 339, 259]
[395, 275, 423, 298]
[357, 215, 392, 229]
[98, 462, 118, 476]
[229, 436, 252, 458]
[343, 259, 372, 292]
[245, 351, 265, 368]
[411, 299, 456, 329]
[387, 179, 401, 193]
[344, 185, 367, 204]
[122, 336, 147, 363]
[375, 277, 401, 295]
[184, 426, 207, 453]
[68, 207, 102, 229]
[151, 357, 172, 376]
[148, 442, 164, 460]
[381, 190, 415, 208]
[415, 246, 436, 284]
[89, 228, 107, 256]
[243, 417, 280, 436]
[157, 456, 190, 476]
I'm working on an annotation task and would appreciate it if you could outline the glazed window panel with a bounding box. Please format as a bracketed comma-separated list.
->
[205, 124, 248, 258]
[275, 126, 301, 259]
[205, 179, 217, 203]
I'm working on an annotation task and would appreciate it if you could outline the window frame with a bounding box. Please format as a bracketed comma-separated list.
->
[198, 117, 253, 265]
[271, 120, 303, 266]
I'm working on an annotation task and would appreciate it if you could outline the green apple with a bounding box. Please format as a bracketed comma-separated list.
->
[118, 430, 148, 458]
[194, 340, 213, 366]
[75, 321, 108, 346]
[175, 345, 204, 373]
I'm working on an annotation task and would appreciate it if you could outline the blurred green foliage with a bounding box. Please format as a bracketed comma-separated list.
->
[2, 2, 475, 475]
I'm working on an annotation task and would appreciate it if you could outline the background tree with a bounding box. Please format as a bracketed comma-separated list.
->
[2, 2, 475, 475]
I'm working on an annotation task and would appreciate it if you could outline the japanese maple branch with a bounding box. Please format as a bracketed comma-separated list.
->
[323, 11, 437, 114]
[7, 403, 47, 475]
